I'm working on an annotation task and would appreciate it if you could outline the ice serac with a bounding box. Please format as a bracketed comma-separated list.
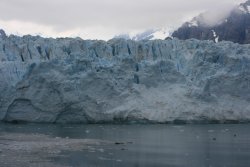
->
[0, 35, 250, 123]
[0, 29, 7, 39]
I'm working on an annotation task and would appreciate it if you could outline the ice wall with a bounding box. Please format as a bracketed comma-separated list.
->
[0, 35, 250, 123]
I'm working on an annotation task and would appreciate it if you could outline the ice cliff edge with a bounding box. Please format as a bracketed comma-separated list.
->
[0, 34, 250, 123]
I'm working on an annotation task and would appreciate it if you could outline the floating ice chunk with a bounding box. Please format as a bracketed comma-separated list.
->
[208, 130, 215, 133]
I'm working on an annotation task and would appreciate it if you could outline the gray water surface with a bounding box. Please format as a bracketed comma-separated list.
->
[1, 124, 250, 167]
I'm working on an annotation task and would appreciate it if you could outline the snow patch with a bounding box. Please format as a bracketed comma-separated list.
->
[215, 37, 219, 43]
[239, 5, 247, 13]
[212, 30, 219, 43]
[114, 28, 172, 41]
[238, 5, 250, 14]
[150, 28, 170, 40]
[247, 6, 250, 13]
[187, 20, 198, 27]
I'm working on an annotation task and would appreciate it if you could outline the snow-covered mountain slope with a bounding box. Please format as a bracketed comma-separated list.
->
[114, 28, 171, 41]
[173, 0, 250, 44]
[0, 32, 250, 124]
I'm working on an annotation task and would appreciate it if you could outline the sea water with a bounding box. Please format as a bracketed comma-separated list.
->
[1, 123, 250, 167]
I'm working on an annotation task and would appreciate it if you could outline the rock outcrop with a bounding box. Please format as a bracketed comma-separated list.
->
[0, 34, 250, 123]
[172, 0, 250, 44]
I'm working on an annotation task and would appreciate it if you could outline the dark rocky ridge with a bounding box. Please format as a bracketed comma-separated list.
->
[172, 0, 250, 44]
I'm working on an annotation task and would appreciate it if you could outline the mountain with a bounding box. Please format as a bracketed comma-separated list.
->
[114, 28, 171, 41]
[172, 0, 250, 44]
[0, 33, 250, 123]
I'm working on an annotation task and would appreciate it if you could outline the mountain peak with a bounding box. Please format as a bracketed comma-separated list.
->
[172, 0, 250, 44]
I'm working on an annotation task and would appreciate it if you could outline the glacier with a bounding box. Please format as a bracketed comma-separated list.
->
[0, 34, 250, 123]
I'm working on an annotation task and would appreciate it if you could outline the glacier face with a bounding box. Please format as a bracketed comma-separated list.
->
[0, 34, 250, 123]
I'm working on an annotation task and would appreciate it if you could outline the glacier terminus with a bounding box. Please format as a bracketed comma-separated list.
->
[0, 34, 250, 123]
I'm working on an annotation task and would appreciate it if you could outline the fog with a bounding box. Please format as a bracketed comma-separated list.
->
[0, 0, 246, 40]
[196, 4, 236, 27]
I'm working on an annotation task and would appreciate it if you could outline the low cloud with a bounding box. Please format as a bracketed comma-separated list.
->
[196, 4, 236, 27]
[0, 0, 246, 39]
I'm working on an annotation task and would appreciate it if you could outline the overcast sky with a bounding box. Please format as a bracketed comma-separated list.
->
[0, 0, 246, 40]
